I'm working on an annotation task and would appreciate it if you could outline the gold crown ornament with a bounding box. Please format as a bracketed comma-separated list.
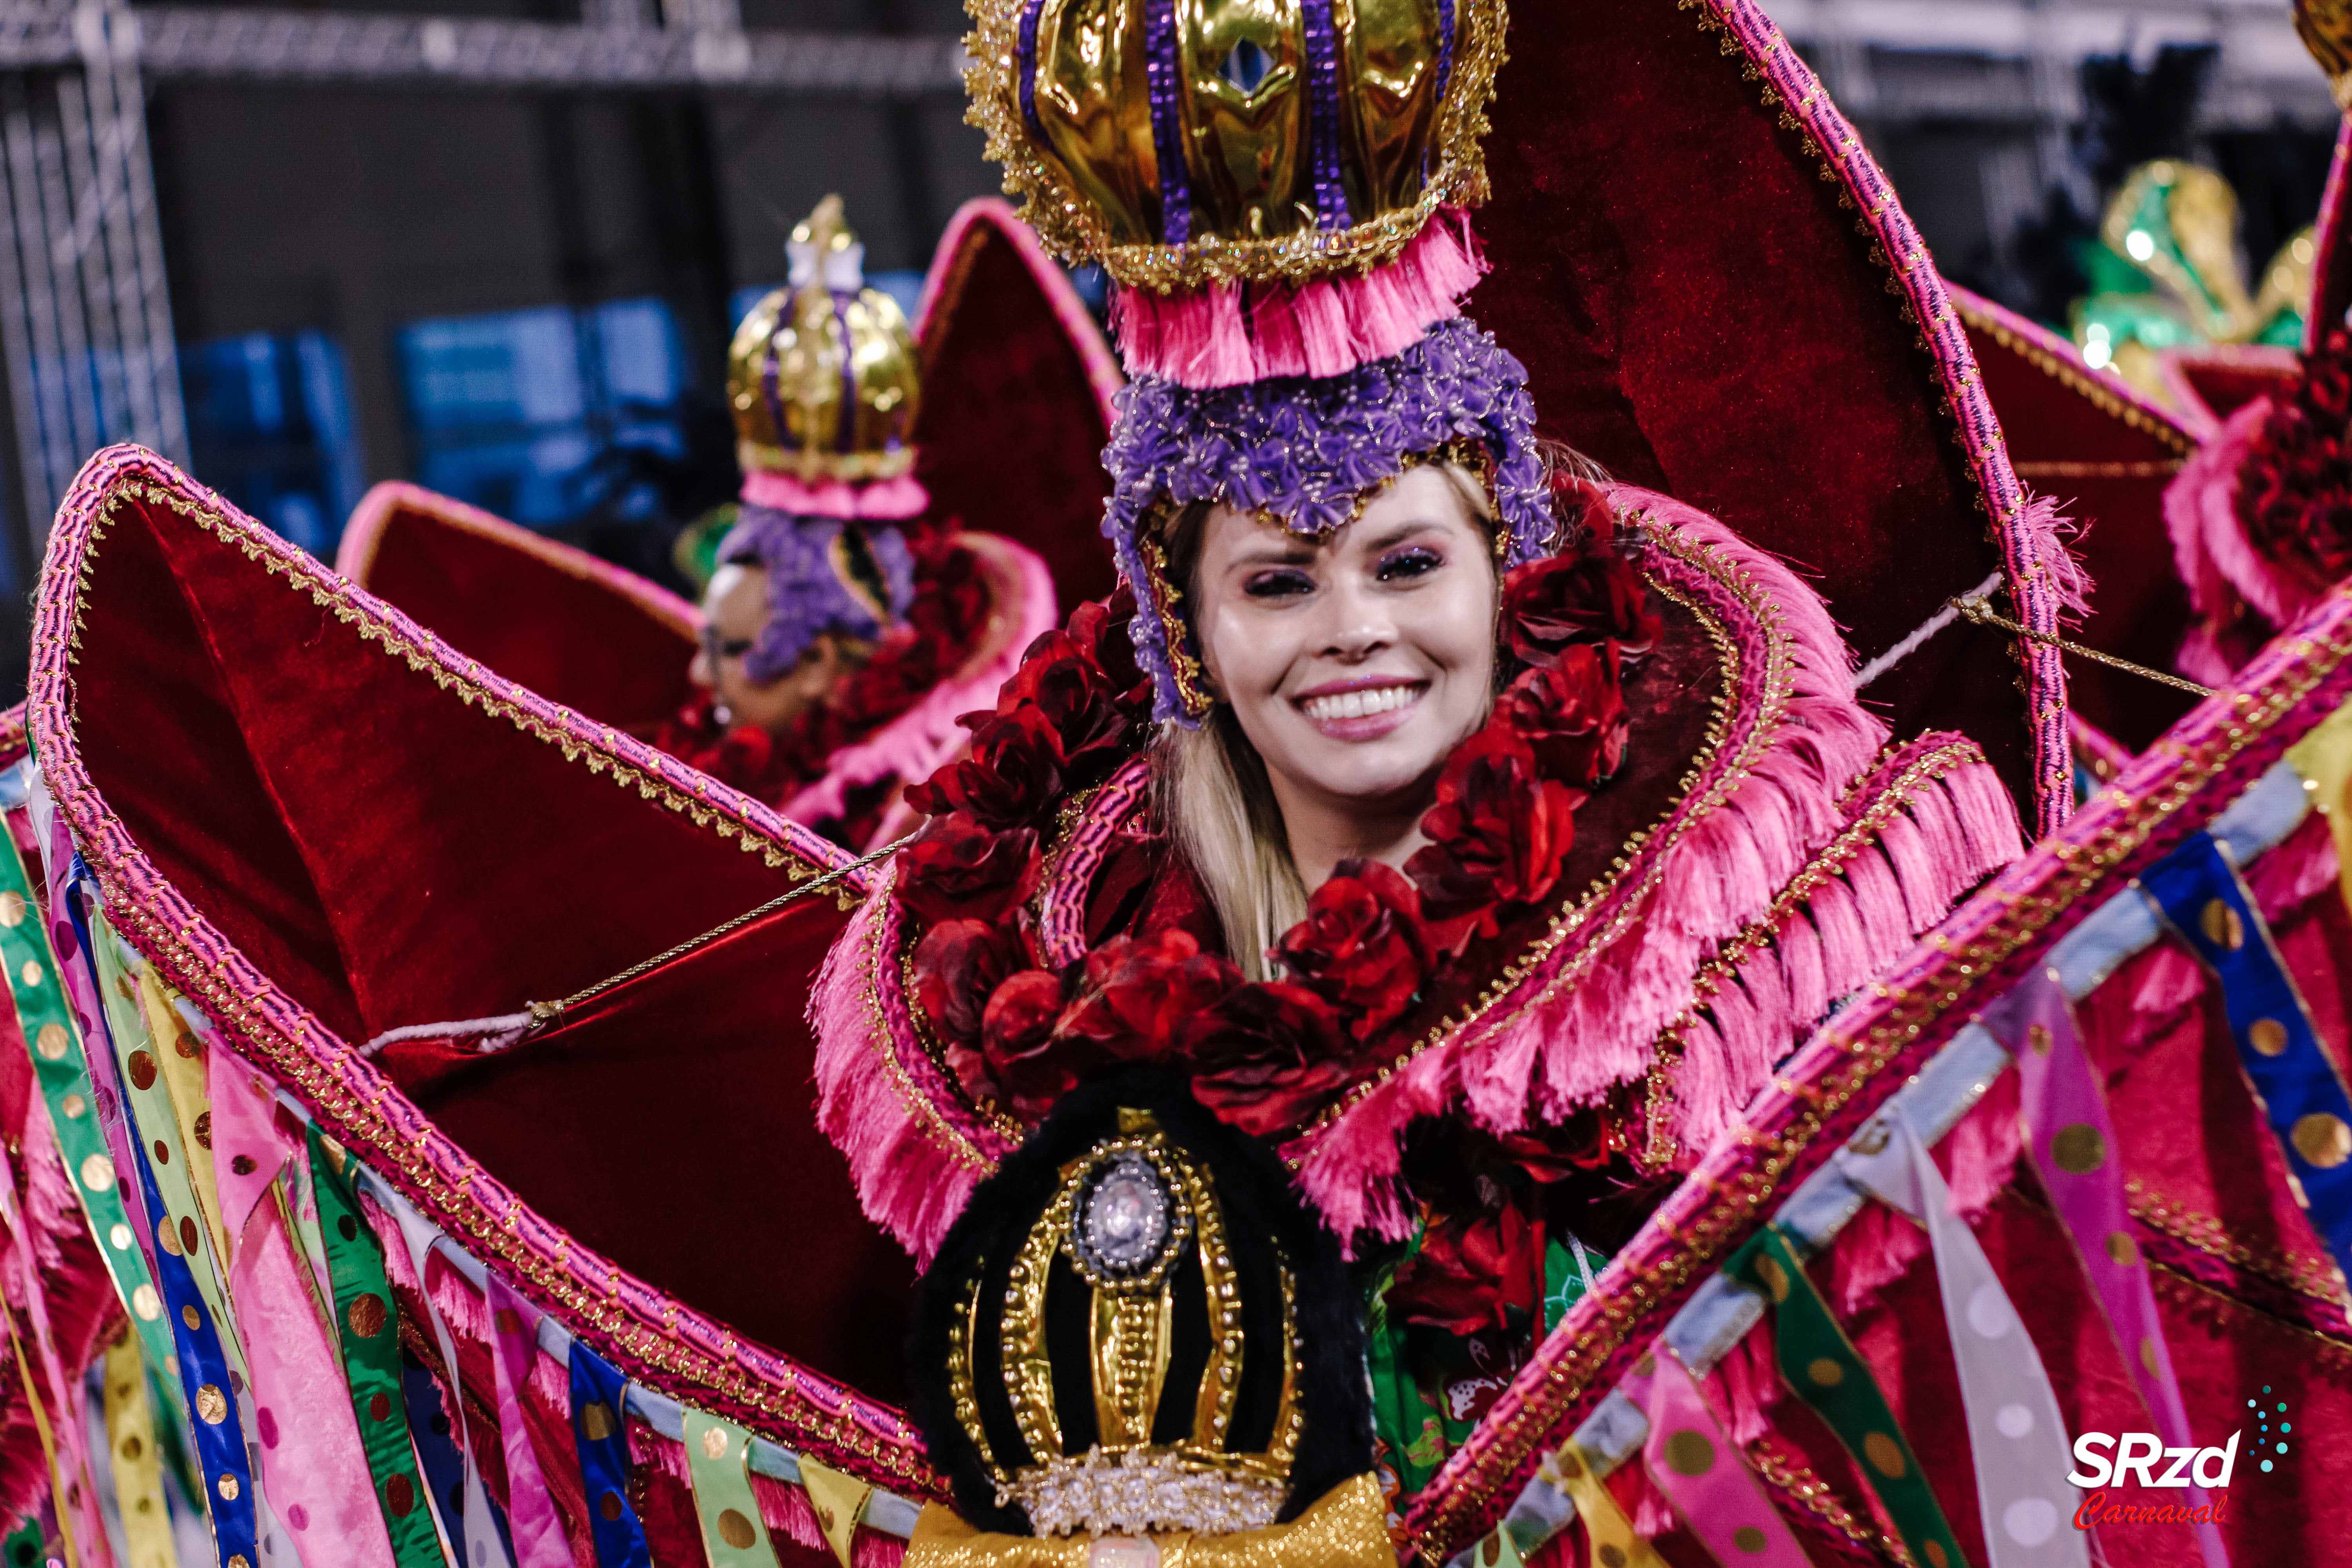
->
[908, 1080, 1390, 1564]
[963, 0, 1508, 292]
[727, 196, 922, 483]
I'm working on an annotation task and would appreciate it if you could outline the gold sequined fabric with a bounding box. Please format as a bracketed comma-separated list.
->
[904, 1473, 1399, 1568]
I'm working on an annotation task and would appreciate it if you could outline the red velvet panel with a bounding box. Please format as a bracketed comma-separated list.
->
[70, 485, 912, 1384]
[2170, 352, 2300, 430]
[915, 214, 1120, 610]
[1955, 294, 2200, 748]
[350, 494, 700, 733]
[2309, 120, 2352, 354]
[1472, 0, 2031, 800]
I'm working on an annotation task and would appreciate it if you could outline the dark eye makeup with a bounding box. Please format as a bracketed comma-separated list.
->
[1376, 544, 1444, 582]
[1243, 567, 1317, 599]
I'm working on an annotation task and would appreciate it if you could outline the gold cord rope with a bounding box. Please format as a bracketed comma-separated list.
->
[1951, 595, 2216, 700]
[524, 828, 919, 1027]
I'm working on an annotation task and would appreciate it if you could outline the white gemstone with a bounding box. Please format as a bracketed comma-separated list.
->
[1084, 1159, 1169, 1270]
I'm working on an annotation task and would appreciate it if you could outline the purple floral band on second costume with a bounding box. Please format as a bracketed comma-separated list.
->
[718, 503, 916, 684]
[1100, 315, 1553, 726]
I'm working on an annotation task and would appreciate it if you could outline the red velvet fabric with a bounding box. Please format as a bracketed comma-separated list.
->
[2174, 357, 2299, 428]
[352, 497, 700, 733]
[73, 488, 913, 1390]
[1471, 0, 2031, 800]
[1958, 307, 2199, 748]
[915, 222, 1119, 610]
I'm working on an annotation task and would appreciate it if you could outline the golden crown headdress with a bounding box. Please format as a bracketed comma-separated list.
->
[726, 196, 921, 484]
[962, 0, 1507, 295]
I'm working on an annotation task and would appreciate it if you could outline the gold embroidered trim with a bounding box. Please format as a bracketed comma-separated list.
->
[2126, 1177, 2348, 1306]
[1950, 293, 2194, 456]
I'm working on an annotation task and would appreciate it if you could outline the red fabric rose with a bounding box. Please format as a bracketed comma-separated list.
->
[1405, 726, 1583, 939]
[1181, 982, 1357, 1138]
[991, 634, 1132, 782]
[896, 816, 1039, 927]
[909, 918, 1022, 1048]
[1551, 472, 1616, 542]
[1501, 537, 1660, 669]
[1499, 644, 1628, 789]
[905, 706, 1065, 828]
[1270, 860, 1429, 1040]
[1387, 1203, 1542, 1336]
[1055, 929, 1242, 1058]
[979, 968, 1077, 1118]
[1066, 586, 1148, 709]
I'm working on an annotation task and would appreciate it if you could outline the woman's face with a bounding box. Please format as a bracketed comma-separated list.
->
[1192, 466, 1498, 816]
[689, 563, 857, 736]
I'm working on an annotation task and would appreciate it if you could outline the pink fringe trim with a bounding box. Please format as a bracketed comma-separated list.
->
[809, 890, 991, 1266]
[739, 471, 929, 522]
[1294, 499, 2025, 1242]
[2014, 491, 2092, 622]
[783, 534, 1059, 846]
[1108, 210, 1486, 388]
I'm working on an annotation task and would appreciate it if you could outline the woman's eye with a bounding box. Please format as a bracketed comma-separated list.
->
[1376, 547, 1443, 582]
[1243, 569, 1315, 599]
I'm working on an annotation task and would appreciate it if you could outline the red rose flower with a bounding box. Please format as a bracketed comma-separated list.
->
[1271, 861, 1429, 1040]
[1181, 982, 1358, 1138]
[909, 918, 1022, 1047]
[1386, 1203, 1542, 1336]
[1500, 644, 1628, 789]
[896, 816, 1039, 927]
[979, 968, 1079, 1119]
[992, 635, 1132, 782]
[905, 707, 1066, 828]
[1551, 472, 1616, 541]
[1406, 726, 1583, 938]
[1056, 929, 1242, 1058]
[1501, 537, 1660, 669]
[1067, 586, 1148, 708]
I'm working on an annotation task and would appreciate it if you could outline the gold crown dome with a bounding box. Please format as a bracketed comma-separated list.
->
[964, 0, 1507, 290]
[727, 196, 921, 483]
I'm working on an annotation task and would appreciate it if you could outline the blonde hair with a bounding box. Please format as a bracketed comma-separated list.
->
[1151, 460, 1506, 979]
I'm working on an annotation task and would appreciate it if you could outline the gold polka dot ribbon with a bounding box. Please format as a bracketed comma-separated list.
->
[0, 837, 177, 1408]
[682, 1408, 776, 1567]
[1727, 1224, 1969, 1568]
[1614, 1347, 1811, 1565]
[101, 1332, 176, 1568]
[1535, 1438, 1669, 1568]
[2141, 831, 2352, 1305]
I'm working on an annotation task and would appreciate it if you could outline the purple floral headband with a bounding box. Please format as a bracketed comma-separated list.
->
[1101, 317, 1553, 725]
[716, 504, 916, 683]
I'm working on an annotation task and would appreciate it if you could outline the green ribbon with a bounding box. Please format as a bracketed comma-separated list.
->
[0, 838, 180, 1414]
[309, 1127, 443, 1567]
[682, 1409, 775, 1567]
[1728, 1223, 1971, 1568]
[0, 1515, 42, 1568]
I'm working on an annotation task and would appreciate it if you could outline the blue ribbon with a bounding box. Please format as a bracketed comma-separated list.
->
[2142, 831, 2352, 1286]
[568, 1341, 651, 1568]
[400, 1347, 516, 1567]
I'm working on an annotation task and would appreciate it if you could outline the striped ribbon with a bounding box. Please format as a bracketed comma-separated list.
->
[102, 1334, 176, 1568]
[1532, 1439, 1667, 1568]
[567, 1341, 649, 1568]
[681, 1410, 773, 1568]
[307, 1131, 442, 1567]
[1617, 1347, 1811, 1566]
[1979, 970, 2223, 1568]
[484, 1277, 570, 1568]
[1728, 1224, 1969, 1568]
[0, 833, 176, 1408]
[1841, 1102, 2089, 1568]
[2142, 833, 2352, 1298]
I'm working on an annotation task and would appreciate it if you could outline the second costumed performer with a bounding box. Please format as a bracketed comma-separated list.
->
[814, 0, 2031, 1557]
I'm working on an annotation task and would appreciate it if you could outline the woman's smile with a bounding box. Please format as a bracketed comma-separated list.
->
[1292, 677, 1428, 738]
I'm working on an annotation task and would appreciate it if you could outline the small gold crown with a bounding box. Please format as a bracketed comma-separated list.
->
[2300, 0, 2352, 108]
[962, 0, 1508, 292]
[726, 196, 921, 483]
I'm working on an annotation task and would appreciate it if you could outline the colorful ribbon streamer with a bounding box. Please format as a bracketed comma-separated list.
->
[0, 835, 176, 1409]
[1841, 1100, 2091, 1568]
[1617, 1347, 1809, 1566]
[1532, 1439, 1667, 1568]
[566, 1341, 648, 1568]
[2286, 692, 2352, 922]
[484, 1277, 570, 1568]
[796, 1455, 870, 1568]
[382, 1193, 518, 1568]
[1979, 969, 2225, 1568]
[2141, 832, 2352, 1298]
[681, 1410, 774, 1568]
[1728, 1223, 1969, 1568]
[102, 1334, 177, 1568]
[306, 1131, 442, 1568]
